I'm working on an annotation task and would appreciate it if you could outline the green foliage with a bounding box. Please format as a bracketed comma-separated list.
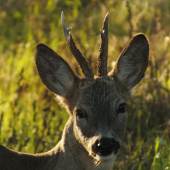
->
[0, 0, 170, 169]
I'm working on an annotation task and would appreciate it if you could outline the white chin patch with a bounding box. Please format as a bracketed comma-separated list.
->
[90, 152, 116, 168]
[95, 152, 116, 162]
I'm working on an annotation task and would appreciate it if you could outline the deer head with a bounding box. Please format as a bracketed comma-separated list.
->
[35, 12, 149, 169]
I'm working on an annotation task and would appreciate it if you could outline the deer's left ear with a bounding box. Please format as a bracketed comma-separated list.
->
[35, 44, 81, 97]
[109, 34, 149, 90]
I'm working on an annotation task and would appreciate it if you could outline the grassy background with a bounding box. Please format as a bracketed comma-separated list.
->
[0, 0, 170, 169]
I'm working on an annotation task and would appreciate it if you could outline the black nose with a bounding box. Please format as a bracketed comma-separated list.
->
[92, 137, 120, 156]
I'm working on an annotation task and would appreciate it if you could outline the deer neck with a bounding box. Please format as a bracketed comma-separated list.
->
[53, 117, 114, 170]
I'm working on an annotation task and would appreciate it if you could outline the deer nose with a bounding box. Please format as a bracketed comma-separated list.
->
[93, 137, 120, 156]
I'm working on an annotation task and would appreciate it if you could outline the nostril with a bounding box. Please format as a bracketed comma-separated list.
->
[92, 138, 120, 156]
[112, 138, 120, 154]
[97, 141, 113, 151]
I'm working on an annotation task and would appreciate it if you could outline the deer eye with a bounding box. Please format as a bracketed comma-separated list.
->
[76, 110, 87, 119]
[117, 103, 127, 114]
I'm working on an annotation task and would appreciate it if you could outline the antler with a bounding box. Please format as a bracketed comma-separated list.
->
[61, 11, 94, 78]
[98, 13, 109, 77]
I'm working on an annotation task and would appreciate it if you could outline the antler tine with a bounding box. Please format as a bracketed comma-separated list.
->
[98, 13, 109, 77]
[61, 11, 94, 79]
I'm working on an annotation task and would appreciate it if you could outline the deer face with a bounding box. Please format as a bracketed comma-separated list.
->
[73, 77, 128, 162]
[35, 12, 149, 166]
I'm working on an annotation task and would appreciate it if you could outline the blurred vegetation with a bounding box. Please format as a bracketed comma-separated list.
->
[0, 0, 170, 169]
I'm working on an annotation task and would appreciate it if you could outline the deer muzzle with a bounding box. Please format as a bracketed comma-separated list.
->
[92, 137, 120, 157]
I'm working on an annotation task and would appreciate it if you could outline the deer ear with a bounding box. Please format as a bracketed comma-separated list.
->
[35, 44, 80, 97]
[109, 34, 149, 90]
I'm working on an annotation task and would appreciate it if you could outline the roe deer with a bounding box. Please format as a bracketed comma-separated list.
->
[0, 12, 149, 170]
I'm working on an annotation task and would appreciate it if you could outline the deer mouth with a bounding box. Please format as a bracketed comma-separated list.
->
[90, 151, 117, 162]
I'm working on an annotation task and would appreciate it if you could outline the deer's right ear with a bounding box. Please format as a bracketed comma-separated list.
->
[109, 34, 149, 90]
[35, 44, 80, 97]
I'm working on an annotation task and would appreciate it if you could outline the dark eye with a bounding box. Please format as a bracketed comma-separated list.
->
[76, 110, 87, 119]
[117, 103, 127, 113]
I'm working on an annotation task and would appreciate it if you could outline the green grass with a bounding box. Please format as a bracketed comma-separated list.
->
[0, 0, 170, 169]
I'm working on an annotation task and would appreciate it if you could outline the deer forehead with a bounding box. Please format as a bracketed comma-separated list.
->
[77, 77, 125, 108]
